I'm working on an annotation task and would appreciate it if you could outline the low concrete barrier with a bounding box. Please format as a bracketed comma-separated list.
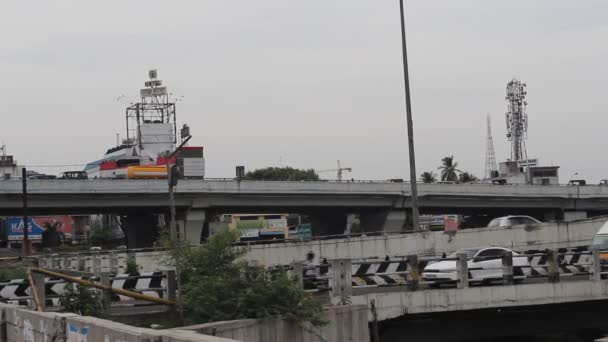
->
[0, 303, 237, 342]
[180, 305, 370, 342]
[65, 316, 235, 342]
[246, 217, 608, 266]
[0, 303, 367, 342]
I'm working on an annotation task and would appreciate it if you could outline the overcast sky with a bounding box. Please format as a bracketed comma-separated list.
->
[1, 1, 606, 182]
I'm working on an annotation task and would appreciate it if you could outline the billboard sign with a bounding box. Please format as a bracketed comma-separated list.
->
[7, 216, 73, 241]
[140, 87, 167, 97]
[517, 158, 538, 168]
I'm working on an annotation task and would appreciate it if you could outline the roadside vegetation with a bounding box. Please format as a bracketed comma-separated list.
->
[421, 156, 479, 183]
[244, 166, 320, 181]
[163, 230, 326, 326]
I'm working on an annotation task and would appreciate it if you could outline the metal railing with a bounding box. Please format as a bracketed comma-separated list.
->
[292, 247, 606, 298]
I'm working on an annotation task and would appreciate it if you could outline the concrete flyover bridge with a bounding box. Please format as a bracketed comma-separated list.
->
[2, 179, 608, 246]
[301, 247, 608, 340]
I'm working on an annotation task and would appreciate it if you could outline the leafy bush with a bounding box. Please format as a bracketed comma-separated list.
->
[125, 258, 139, 274]
[244, 167, 320, 181]
[0, 265, 26, 281]
[164, 231, 326, 326]
[60, 283, 105, 317]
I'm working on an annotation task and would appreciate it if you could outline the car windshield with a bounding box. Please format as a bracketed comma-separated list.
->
[593, 235, 608, 248]
[447, 248, 482, 259]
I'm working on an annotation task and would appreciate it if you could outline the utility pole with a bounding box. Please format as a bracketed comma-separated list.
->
[21, 167, 31, 255]
[166, 135, 191, 242]
[167, 154, 178, 241]
[399, 0, 420, 231]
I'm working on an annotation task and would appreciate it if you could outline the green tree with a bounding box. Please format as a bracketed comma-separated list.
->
[420, 171, 437, 183]
[244, 167, 320, 181]
[458, 172, 479, 183]
[438, 155, 461, 182]
[42, 221, 62, 248]
[164, 231, 325, 326]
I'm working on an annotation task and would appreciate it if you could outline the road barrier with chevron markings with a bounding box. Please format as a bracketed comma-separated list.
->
[0, 272, 171, 308]
[292, 246, 606, 295]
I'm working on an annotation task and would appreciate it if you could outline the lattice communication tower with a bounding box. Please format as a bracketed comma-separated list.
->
[505, 79, 528, 161]
[484, 115, 497, 179]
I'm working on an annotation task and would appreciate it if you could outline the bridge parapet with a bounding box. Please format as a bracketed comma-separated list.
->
[292, 247, 608, 321]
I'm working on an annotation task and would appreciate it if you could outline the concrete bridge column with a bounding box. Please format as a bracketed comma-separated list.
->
[123, 214, 162, 249]
[179, 209, 206, 245]
[307, 210, 348, 236]
[359, 210, 407, 233]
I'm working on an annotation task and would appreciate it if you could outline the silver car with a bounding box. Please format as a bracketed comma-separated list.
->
[487, 215, 541, 228]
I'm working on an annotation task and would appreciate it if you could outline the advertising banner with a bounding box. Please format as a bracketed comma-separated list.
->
[7, 216, 73, 241]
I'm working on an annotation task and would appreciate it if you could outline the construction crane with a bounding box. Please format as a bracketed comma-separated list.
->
[317, 160, 352, 181]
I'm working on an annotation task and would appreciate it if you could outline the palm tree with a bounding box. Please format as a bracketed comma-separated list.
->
[420, 171, 437, 183]
[458, 172, 479, 183]
[42, 221, 62, 248]
[438, 155, 461, 182]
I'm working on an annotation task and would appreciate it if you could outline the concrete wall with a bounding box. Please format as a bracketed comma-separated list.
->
[0, 303, 236, 342]
[0, 303, 366, 342]
[37, 217, 608, 271]
[180, 305, 370, 342]
[245, 217, 608, 266]
[351, 280, 608, 322]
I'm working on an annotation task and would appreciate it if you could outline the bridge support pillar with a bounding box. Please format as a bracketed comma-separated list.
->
[308, 210, 348, 236]
[123, 214, 162, 249]
[359, 210, 407, 233]
[179, 209, 207, 245]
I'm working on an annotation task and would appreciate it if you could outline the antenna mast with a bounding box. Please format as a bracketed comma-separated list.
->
[484, 115, 497, 179]
[505, 79, 528, 162]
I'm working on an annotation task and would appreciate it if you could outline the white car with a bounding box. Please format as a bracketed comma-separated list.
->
[487, 215, 541, 228]
[422, 247, 529, 286]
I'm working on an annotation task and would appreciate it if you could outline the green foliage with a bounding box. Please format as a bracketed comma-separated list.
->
[0, 265, 26, 281]
[60, 283, 105, 317]
[125, 258, 139, 274]
[90, 227, 113, 246]
[244, 167, 320, 181]
[420, 171, 437, 183]
[438, 155, 461, 182]
[458, 172, 479, 183]
[164, 231, 326, 326]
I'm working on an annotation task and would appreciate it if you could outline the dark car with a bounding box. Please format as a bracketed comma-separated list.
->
[60, 171, 88, 180]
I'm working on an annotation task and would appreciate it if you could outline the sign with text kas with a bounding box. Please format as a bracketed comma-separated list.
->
[7, 216, 73, 241]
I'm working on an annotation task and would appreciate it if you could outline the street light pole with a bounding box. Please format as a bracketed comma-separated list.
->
[21, 167, 31, 255]
[399, 0, 420, 231]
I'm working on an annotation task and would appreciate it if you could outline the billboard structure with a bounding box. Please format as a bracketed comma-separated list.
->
[7, 216, 73, 241]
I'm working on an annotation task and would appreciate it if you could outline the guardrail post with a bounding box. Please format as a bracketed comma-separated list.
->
[77, 256, 86, 272]
[100, 272, 111, 315]
[456, 252, 469, 289]
[109, 252, 118, 274]
[546, 249, 560, 283]
[591, 247, 601, 282]
[165, 270, 177, 302]
[31, 272, 46, 311]
[502, 251, 514, 285]
[291, 262, 304, 289]
[407, 254, 419, 291]
[329, 259, 352, 299]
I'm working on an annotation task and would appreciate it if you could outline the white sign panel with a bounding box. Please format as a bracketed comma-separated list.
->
[517, 158, 538, 168]
[140, 86, 167, 97]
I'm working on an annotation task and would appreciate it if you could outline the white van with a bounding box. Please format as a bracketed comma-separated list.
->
[592, 220, 608, 248]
